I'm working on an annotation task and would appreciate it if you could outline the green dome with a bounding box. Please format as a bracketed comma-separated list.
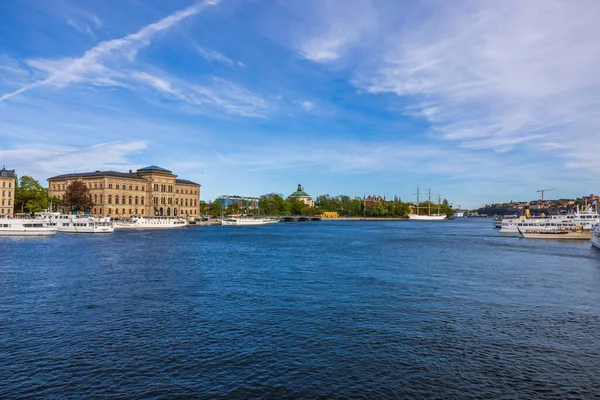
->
[290, 183, 310, 197]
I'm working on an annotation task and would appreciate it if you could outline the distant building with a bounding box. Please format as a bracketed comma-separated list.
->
[217, 195, 259, 210]
[288, 184, 315, 207]
[0, 166, 17, 216]
[363, 195, 385, 209]
[48, 165, 200, 217]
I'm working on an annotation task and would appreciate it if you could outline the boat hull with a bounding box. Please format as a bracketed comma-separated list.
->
[407, 214, 447, 221]
[0, 228, 57, 236]
[591, 235, 600, 249]
[221, 219, 270, 226]
[518, 227, 593, 240]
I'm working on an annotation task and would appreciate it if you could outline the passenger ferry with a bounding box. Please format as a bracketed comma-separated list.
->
[221, 216, 270, 226]
[35, 211, 114, 233]
[0, 218, 58, 236]
[500, 206, 600, 234]
[113, 216, 187, 229]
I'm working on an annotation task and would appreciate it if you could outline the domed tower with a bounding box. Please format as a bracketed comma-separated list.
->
[288, 184, 315, 207]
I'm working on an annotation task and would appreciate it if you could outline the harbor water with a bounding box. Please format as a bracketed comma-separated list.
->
[1, 219, 600, 398]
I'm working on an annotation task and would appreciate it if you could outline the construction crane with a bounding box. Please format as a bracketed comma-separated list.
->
[537, 188, 556, 201]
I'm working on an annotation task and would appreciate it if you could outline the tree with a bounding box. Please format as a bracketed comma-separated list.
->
[209, 199, 223, 216]
[63, 181, 93, 212]
[14, 176, 49, 213]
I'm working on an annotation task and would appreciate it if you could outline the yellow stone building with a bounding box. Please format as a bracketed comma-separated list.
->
[48, 165, 201, 217]
[0, 166, 17, 217]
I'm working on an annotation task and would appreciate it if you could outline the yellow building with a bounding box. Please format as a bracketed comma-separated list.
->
[0, 166, 17, 217]
[48, 165, 201, 217]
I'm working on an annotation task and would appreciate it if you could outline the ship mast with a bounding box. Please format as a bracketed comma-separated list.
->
[414, 187, 421, 215]
[427, 188, 432, 216]
[437, 194, 442, 215]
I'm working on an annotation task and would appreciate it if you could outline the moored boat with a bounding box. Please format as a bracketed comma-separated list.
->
[221, 216, 270, 226]
[35, 211, 114, 233]
[517, 226, 593, 240]
[407, 187, 447, 220]
[114, 216, 187, 229]
[0, 218, 58, 236]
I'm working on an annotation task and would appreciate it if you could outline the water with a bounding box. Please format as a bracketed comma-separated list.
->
[1, 219, 600, 398]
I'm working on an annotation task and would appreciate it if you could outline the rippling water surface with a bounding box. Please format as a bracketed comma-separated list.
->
[2, 219, 600, 398]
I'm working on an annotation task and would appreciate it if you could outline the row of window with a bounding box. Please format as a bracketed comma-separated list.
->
[92, 208, 194, 216]
[152, 197, 197, 207]
[1, 182, 13, 188]
[1, 199, 12, 206]
[51, 182, 197, 194]
[152, 183, 197, 195]
[1, 191, 12, 198]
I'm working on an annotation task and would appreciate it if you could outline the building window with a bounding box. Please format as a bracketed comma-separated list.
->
[129, 196, 132, 205]
[94, 194, 98, 203]
[129, 185, 133, 190]
[194, 199, 197, 207]
[115, 208, 119, 215]
[135, 196, 139, 205]
[108, 195, 112, 204]
[122, 195, 126, 204]
[122, 208, 125, 214]
[141, 197, 145, 205]
[135, 186, 139, 191]
[94, 183, 97, 189]
[100, 194, 103, 203]
[108, 208, 112, 215]
[185, 199, 188, 206]
[116, 196, 119, 204]
[142, 186, 145, 191]
[109, 184, 112, 189]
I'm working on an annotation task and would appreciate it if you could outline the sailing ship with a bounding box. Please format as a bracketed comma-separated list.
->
[407, 188, 447, 220]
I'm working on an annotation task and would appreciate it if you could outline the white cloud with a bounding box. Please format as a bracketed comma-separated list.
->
[297, 100, 315, 111]
[197, 46, 234, 66]
[0, 141, 148, 181]
[0, 0, 220, 102]
[327, 0, 600, 170]
[132, 71, 270, 117]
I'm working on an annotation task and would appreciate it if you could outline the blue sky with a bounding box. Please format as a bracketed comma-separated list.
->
[1, 0, 599, 208]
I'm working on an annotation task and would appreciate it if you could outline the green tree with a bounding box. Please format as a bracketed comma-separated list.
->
[63, 181, 93, 212]
[14, 176, 49, 213]
[209, 199, 223, 216]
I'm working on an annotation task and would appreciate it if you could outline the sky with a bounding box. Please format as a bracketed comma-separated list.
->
[0, 0, 599, 208]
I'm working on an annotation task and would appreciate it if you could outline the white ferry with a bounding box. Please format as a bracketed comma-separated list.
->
[221, 216, 270, 226]
[35, 211, 114, 233]
[113, 216, 187, 229]
[0, 218, 58, 236]
[591, 224, 600, 250]
[500, 206, 600, 234]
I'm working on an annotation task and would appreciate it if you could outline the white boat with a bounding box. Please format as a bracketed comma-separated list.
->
[517, 225, 593, 240]
[591, 224, 600, 250]
[221, 216, 270, 226]
[500, 206, 600, 234]
[114, 216, 187, 229]
[407, 187, 447, 220]
[34, 211, 114, 233]
[0, 218, 58, 236]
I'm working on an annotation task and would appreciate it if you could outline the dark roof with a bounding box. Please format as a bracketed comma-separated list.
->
[48, 171, 146, 181]
[137, 165, 172, 173]
[176, 179, 200, 186]
[0, 166, 16, 178]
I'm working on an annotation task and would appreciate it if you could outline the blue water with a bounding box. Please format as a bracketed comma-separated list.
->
[1, 219, 600, 398]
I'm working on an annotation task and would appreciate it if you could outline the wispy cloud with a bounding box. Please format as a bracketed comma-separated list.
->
[296, 100, 315, 111]
[0, 0, 220, 102]
[197, 46, 234, 66]
[66, 13, 102, 39]
[0, 141, 148, 179]
[132, 71, 271, 117]
[347, 0, 600, 167]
